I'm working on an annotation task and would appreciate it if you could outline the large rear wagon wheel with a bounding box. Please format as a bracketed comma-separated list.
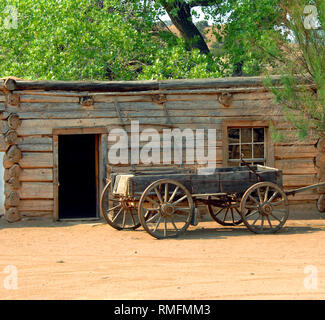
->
[138, 179, 194, 239]
[240, 182, 289, 234]
[100, 181, 141, 230]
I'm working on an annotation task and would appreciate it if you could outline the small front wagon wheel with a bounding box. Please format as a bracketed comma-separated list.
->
[100, 181, 141, 230]
[138, 179, 194, 239]
[240, 182, 289, 234]
[207, 197, 244, 226]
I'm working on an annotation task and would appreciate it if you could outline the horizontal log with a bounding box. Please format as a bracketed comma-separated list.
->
[274, 132, 318, 145]
[18, 143, 52, 152]
[20, 95, 80, 103]
[275, 145, 318, 159]
[283, 174, 317, 187]
[8, 79, 160, 92]
[20, 211, 52, 218]
[17, 135, 52, 145]
[16, 115, 286, 135]
[19, 152, 53, 168]
[159, 76, 281, 90]
[20, 168, 53, 182]
[19, 199, 53, 212]
[19, 182, 53, 199]
[275, 159, 315, 169]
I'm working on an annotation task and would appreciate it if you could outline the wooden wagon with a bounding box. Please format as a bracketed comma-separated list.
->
[100, 160, 325, 239]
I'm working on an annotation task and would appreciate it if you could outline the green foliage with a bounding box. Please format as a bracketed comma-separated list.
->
[0, 0, 165, 80]
[138, 43, 226, 80]
[204, 0, 284, 76]
[264, 0, 325, 138]
[0, 0, 230, 80]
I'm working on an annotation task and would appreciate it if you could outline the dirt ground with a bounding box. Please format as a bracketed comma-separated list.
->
[1, 208, 325, 300]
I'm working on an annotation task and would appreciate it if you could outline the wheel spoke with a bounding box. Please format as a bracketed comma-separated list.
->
[270, 213, 282, 222]
[130, 210, 136, 225]
[223, 208, 229, 223]
[145, 207, 160, 211]
[248, 195, 259, 204]
[174, 207, 190, 211]
[230, 208, 235, 224]
[154, 188, 163, 204]
[108, 204, 121, 212]
[252, 213, 260, 226]
[164, 218, 167, 237]
[146, 212, 160, 223]
[264, 186, 269, 202]
[112, 208, 123, 223]
[267, 216, 273, 228]
[271, 199, 285, 206]
[153, 215, 162, 232]
[246, 209, 258, 218]
[268, 191, 279, 203]
[172, 195, 187, 205]
[168, 186, 179, 203]
[214, 207, 225, 216]
[170, 216, 179, 232]
[122, 210, 126, 228]
[245, 204, 258, 209]
[164, 183, 169, 202]
[146, 196, 160, 207]
[260, 215, 264, 231]
[257, 188, 263, 203]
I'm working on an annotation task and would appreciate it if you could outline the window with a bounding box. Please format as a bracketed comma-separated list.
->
[227, 127, 266, 166]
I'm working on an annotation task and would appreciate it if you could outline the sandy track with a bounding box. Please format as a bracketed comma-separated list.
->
[1, 217, 325, 300]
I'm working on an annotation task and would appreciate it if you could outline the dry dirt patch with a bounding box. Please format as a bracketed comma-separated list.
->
[1, 216, 325, 299]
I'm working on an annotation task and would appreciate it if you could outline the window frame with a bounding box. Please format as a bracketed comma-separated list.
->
[222, 120, 274, 168]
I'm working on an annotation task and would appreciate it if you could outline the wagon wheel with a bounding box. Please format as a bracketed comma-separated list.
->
[138, 179, 194, 239]
[100, 180, 141, 230]
[207, 197, 244, 226]
[240, 182, 289, 234]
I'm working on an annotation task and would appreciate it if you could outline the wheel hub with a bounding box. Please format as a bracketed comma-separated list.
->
[259, 203, 272, 216]
[160, 203, 174, 217]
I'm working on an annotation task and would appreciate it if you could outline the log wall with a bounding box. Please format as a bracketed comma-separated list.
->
[0, 80, 319, 221]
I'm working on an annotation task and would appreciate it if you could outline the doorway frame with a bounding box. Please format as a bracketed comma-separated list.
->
[52, 127, 108, 221]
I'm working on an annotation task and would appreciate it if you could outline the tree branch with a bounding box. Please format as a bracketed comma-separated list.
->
[187, 0, 217, 7]
[159, 0, 210, 54]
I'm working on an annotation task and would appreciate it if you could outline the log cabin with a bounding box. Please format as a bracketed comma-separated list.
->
[0, 76, 323, 223]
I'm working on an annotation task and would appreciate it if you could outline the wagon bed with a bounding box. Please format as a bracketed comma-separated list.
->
[121, 165, 283, 197]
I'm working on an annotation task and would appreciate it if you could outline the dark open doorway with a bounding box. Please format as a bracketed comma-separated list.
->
[58, 134, 98, 219]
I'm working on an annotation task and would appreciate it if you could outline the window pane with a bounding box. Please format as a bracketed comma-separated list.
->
[228, 128, 240, 144]
[253, 144, 265, 158]
[253, 128, 264, 142]
[229, 145, 240, 159]
[241, 128, 252, 143]
[241, 144, 252, 158]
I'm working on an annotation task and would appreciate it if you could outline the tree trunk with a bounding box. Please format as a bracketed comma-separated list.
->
[161, 1, 210, 54]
